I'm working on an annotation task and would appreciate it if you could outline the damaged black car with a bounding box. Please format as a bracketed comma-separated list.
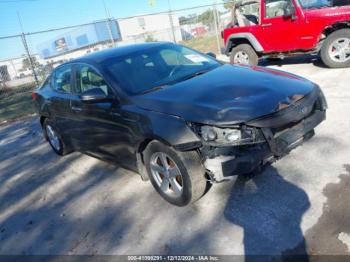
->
[33, 42, 327, 206]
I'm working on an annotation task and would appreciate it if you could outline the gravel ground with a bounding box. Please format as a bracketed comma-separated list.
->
[0, 56, 349, 257]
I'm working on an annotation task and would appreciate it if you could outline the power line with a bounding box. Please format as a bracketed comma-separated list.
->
[0, 0, 235, 38]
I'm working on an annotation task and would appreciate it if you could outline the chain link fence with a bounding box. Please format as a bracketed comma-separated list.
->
[0, 2, 230, 123]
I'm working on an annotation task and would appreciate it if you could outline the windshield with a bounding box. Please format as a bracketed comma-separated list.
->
[299, 0, 349, 9]
[102, 44, 221, 95]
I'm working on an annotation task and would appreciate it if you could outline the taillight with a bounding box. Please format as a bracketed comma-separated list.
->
[31, 92, 39, 100]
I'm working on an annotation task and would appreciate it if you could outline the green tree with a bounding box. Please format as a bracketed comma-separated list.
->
[197, 9, 215, 28]
[0, 65, 10, 82]
[145, 35, 157, 42]
[22, 55, 40, 71]
[179, 14, 197, 25]
[223, 0, 235, 10]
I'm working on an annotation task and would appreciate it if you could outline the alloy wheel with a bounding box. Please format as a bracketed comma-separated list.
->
[233, 51, 250, 65]
[46, 125, 61, 152]
[328, 37, 350, 63]
[150, 152, 183, 198]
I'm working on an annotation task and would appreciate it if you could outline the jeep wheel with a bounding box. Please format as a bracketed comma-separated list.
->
[144, 141, 208, 206]
[321, 29, 350, 68]
[230, 44, 258, 66]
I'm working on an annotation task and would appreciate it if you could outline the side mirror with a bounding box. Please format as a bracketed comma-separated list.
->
[206, 52, 217, 59]
[80, 87, 109, 103]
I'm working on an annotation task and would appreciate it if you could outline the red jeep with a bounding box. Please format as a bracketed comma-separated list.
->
[222, 0, 350, 68]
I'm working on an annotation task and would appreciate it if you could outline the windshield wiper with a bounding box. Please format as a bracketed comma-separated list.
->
[182, 69, 211, 81]
[138, 69, 213, 95]
[139, 84, 168, 95]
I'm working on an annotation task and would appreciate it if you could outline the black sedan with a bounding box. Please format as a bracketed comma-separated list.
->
[32, 42, 327, 206]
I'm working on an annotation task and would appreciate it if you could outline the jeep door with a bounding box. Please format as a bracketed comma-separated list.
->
[261, 0, 301, 51]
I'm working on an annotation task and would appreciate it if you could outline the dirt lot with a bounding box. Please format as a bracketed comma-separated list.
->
[0, 56, 350, 257]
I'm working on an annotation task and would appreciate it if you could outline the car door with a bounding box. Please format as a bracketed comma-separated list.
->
[261, 0, 300, 51]
[69, 63, 138, 170]
[48, 64, 76, 137]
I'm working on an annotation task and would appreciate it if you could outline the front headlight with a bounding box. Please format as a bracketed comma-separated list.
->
[225, 129, 241, 142]
[197, 125, 265, 146]
[201, 126, 218, 141]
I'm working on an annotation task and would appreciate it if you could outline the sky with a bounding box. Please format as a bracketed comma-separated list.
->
[0, 0, 223, 60]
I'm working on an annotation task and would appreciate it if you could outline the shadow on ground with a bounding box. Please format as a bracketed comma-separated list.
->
[300, 164, 350, 257]
[0, 118, 136, 254]
[0, 118, 342, 258]
[223, 166, 310, 260]
[259, 55, 325, 68]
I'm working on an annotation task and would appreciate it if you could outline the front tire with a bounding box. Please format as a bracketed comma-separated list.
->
[144, 141, 208, 206]
[320, 29, 350, 68]
[43, 119, 71, 156]
[230, 44, 259, 66]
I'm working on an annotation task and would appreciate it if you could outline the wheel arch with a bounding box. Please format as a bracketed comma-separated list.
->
[225, 33, 264, 55]
[137, 137, 172, 156]
[320, 21, 350, 40]
[135, 128, 202, 181]
[136, 136, 187, 182]
[40, 115, 47, 127]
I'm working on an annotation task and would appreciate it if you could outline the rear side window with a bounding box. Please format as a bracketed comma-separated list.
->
[52, 65, 72, 93]
[39, 75, 51, 89]
[75, 65, 110, 95]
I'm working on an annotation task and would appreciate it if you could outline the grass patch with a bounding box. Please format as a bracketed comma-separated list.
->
[0, 83, 37, 122]
[181, 35, 223, 54]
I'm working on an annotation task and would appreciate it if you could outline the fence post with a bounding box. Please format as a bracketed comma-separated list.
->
[167, 0, 177, 43]
[213, 2, 221, 55]
[106, 18, 116, 47]
[168, 11, 177, 43]
[21, 33, 39, 86]
[102, 0, 116, 47]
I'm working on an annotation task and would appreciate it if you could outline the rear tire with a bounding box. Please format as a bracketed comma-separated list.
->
[320, 29, 350, 68]
[230, 44, 259, 66]
[43, 119, 72, 156]
[144, 141, 208, 206]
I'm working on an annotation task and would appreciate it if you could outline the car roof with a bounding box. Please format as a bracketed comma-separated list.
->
[67, 42, 173, 65]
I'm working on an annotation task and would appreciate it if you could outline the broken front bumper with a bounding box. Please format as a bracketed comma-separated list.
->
[202, 109, 326, 182]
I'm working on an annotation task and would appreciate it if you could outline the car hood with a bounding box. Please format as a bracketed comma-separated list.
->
[132, 64, 316, 125]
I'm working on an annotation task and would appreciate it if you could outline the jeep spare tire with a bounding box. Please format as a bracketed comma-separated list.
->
[230, 44, 258, 66]
[321, 29, 350, 68]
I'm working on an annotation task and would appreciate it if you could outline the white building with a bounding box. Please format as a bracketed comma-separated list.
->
[118, 13, 182, 44]
[0, 55, 44, 80]
[1, 13, 184, 86]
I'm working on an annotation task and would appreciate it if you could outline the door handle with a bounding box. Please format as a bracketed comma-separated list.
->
[262, 23, 272, 27]
[71, 106, 82, 112]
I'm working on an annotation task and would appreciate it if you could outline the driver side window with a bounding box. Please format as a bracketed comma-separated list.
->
[265, 0, 293, 18]
[75, 65, 110, 95]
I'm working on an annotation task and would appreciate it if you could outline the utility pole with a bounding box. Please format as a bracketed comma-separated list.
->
[17, 11, 39, 85]
[213, 1, 221, 54]
[102, 0, 116, 47]
[167, 0, 177, 43]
